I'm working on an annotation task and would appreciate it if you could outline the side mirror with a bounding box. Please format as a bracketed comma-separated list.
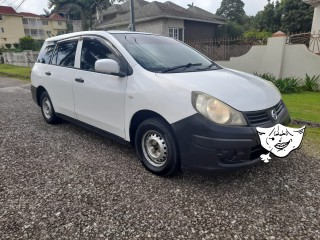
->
[95, 59, 126, 77]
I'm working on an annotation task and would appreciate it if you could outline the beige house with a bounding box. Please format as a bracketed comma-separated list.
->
[0, 6, 67, 48]
[0, 6, 25, 47]
[21, 12, 67, 39]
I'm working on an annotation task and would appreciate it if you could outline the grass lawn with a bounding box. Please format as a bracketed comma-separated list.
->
[0, 64, 31, 80]
[284, 92, 320, 158]
[282, 92, 320, 123]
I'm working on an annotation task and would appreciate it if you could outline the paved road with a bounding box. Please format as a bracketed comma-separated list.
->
[0, 77, 319, 239]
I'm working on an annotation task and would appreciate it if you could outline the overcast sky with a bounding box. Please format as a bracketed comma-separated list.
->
[6, 0, 267, 16]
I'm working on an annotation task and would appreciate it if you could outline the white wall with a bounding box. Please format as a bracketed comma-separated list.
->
[216, 35, 320, 81]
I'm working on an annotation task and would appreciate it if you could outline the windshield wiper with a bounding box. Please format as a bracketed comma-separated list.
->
[197, 63, 218, 71]
[161, 63, 202, 73]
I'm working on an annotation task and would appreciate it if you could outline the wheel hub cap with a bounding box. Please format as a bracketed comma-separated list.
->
[142, 131, 168, 167]
[43, 98, 52, 119]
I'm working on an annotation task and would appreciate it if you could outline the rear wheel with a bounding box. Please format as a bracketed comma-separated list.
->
[135, 118, 180, 176]
[40, 91, 59, 124]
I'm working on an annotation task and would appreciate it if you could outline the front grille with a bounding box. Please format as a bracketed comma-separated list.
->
[275, 101, 284, 114]
[245, 112, 270, 126]
[244, 101, 286, 126]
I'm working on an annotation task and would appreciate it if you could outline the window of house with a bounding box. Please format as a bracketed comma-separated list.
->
[2, 38, 7, 41]
[169, 28, 184, 41]
[31, 29, 38, 36]
[24, 29, 31, 36]
[81, 37, 120, 72]
[51, 40, 78, 67]
[1, 27, 4, 33]
[0, 15, 3, 20]
[58, 21, 62, 26]
[22, 18, 28, 24]
[42, 20, 48, 25]
[29, 19, 36, 26]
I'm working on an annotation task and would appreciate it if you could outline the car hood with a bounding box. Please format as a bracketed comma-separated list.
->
[156, 68, 281, 112]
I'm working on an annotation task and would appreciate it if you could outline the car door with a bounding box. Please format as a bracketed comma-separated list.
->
[72, 36, 127, 138]
[44, 38, 79, 118]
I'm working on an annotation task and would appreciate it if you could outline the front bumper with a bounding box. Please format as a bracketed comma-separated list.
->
[171, 107, 291, 173]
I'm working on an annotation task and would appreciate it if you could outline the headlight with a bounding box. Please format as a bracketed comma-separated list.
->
[192, 91, 247, 126]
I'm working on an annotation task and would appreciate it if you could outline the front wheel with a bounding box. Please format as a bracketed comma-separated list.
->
[135, 118, 180, 176]
[40, 91, 59, 124]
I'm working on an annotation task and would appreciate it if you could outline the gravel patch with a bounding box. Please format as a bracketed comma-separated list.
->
[0, 79, 320, 239]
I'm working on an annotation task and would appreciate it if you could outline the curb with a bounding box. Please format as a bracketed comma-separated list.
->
[292, 119, 320, 128]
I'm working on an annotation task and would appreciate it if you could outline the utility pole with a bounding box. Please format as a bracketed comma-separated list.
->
[130, 0, 136, 31]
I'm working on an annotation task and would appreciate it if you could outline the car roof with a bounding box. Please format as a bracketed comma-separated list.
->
[45, 30, 153, 42]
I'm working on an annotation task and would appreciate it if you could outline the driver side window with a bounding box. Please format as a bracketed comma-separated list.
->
[80, 37, 120, 72]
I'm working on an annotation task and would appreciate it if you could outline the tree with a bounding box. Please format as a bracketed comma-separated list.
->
[254, 0, 282, 33]
[216, 22, 246, 37]
[216, 0, 246, 25]
[254, 0, 313, 34]
[48, 0, 122, 30]
[281, 0, 313, 33]
[19, 36, 35, 50]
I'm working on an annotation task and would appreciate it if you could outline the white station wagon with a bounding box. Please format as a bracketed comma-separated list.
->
[31, 31, 291, 176]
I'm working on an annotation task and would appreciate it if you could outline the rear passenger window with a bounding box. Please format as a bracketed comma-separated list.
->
[37, 42, 56, 64]
[81, 37, 120, 72]
[51, 40, 78, 67]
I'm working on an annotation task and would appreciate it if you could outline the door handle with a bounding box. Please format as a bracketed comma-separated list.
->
[45, 71, 51, 76]
[75, 78, 84, 83]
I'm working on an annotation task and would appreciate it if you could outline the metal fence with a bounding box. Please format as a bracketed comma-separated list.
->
[286, 32, 320, 54]
[185, 36, 268, 61]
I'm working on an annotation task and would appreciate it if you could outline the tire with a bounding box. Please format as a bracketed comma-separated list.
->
[40, 91, 59, 124]
[135, 117, 180, 176]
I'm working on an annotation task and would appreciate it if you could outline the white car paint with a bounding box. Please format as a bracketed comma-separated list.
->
[31, 31, 282, 142]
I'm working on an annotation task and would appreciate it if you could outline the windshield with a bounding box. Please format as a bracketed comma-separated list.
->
[112, 33, 220, 73]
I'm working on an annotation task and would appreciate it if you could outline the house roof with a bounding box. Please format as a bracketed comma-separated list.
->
[49, 12, 66, 21]
[95, 0, 226, 29]
[19, 12, 47, 19]
[0, 6, 20, 15]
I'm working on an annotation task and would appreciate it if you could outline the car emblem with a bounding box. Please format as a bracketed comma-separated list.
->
[271, 109, 278, 121]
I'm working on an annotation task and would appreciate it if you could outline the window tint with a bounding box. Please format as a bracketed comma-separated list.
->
[51, 40, 78, 67]
[37, 41, 56, 64]
[81, 37, 119, 72]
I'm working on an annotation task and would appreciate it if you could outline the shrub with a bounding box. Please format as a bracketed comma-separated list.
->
[13, 43, 20, 48]
[255, 73, 302, 93]
[5, 43, 12, 49]
[304, 74, 319, 92]
[33, 39, 45, 51]
[19, 36, 35, 50]
[274, 77, 302, 94]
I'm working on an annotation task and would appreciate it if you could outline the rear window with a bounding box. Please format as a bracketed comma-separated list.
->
[37, 41, 56, 64]
[51, 40, 78, 67]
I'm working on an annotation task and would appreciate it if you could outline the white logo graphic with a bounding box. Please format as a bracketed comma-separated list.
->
[256, 124, 305, 163]
[271, 109, 278, 121]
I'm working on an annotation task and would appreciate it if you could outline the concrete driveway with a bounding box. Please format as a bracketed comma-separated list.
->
[0, 77, 319, 239]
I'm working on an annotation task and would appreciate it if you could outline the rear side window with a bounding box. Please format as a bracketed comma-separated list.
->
[51, 40, 78, 67]
[37, 41, 56, 64]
